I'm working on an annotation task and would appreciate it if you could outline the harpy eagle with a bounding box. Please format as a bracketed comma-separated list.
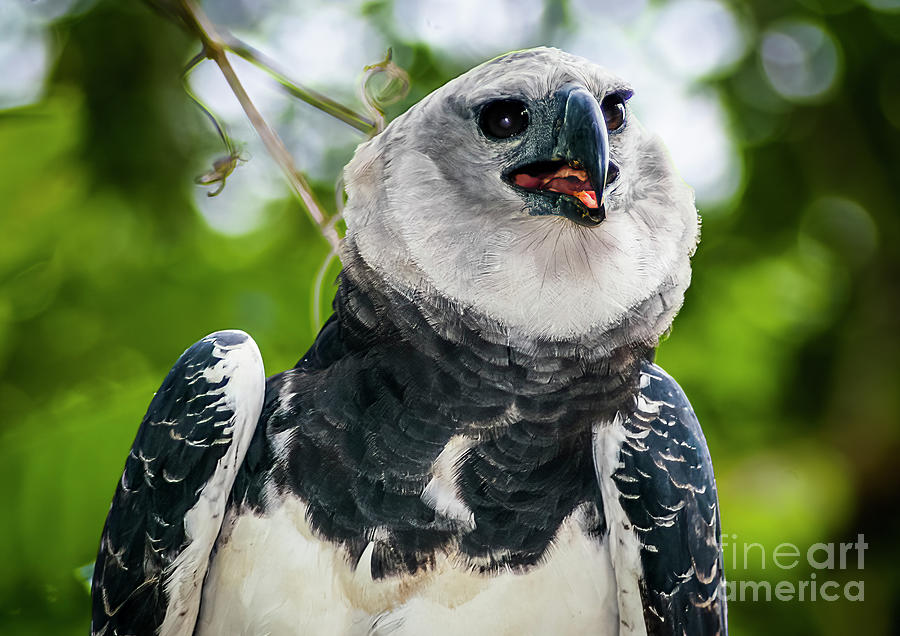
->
[91, 47, 727, 635]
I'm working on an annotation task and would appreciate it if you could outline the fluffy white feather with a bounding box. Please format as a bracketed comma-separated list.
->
[197, 496, 619, 635]
[593, 413, 650, 636]
[342, 47, 698, 344]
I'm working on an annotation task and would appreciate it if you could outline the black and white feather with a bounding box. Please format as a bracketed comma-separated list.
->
[91, 330, 264, 635]
[92, 47, 726, 636]
[595, 363, 726, 635]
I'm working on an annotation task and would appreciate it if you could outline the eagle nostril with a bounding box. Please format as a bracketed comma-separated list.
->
[607, 162, 620, 185]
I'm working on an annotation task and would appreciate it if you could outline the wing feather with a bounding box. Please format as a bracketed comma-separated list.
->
[91, 330, 265, 636]
[594, 361, 727, 636]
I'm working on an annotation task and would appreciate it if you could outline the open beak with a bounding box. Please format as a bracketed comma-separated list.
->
[506, 85, 610, 227]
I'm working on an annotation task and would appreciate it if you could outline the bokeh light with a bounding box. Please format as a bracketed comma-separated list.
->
[393, 0, 544, 60]
[761, 19, 842, 101]
[0, 3, 50, 109]
[569, 0, 648, 24]
[649, 0, 748, 79]
[800, 196, 879, 270]
[192, 150, 285, 236]
[862, 0, 900, 11]
[264, 5, 386, 90]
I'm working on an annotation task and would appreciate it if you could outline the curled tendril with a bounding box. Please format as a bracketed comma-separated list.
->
[183, 48, 247, 197]
[360, 49, 411, 135]
[194, 150, 247, 197]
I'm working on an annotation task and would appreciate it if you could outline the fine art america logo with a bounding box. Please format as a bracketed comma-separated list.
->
[722, 534, 867, 602]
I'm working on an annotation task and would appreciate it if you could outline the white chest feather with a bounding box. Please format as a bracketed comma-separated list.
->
[196, 497, 619, 636]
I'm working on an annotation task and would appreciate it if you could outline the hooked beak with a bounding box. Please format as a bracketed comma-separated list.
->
[506, 85, 611, 227]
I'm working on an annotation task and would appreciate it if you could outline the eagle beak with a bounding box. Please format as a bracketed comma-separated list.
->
[506, 84, 610, 227]
[552, 85, 609, 226]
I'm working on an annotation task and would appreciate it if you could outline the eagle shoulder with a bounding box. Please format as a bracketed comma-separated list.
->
[593, 361, 727, 636]
[91, 330, 265, 636]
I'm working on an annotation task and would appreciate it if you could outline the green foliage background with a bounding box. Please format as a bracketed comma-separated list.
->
[1, 1, 898, 634]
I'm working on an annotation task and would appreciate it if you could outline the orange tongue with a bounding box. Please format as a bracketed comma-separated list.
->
[542, 169, 599, 209]
[574, 190, 598, 208]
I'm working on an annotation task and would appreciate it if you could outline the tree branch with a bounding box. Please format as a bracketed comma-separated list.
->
[177, 0, 340, 250]
[220, 34, 377, 136]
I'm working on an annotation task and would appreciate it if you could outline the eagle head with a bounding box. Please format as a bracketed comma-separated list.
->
[342, 47, 699, 347]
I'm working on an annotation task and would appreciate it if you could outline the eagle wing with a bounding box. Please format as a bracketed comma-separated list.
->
[593, 361, 727, 636]
[91, 330, 265, 636]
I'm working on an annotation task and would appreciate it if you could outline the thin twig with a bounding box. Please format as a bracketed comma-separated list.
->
[221, 34, 377, 136]
[182, 49, 234, 156]
[177, 0, 340, 250]
[311, 248, 339, 331]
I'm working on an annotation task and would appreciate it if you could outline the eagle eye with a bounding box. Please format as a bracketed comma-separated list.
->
[601, 93, 626, 132]
[478, 99, 529, 139]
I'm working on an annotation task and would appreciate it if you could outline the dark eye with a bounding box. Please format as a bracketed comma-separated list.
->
[601, 94, 626, 132]
[478, 99, 529, 139]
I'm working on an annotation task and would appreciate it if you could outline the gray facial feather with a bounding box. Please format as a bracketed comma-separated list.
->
[342, 47, 699, 347]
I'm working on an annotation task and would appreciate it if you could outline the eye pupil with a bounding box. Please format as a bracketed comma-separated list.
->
[479, 100, 529, 139]
[601, 94, 626, 131]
